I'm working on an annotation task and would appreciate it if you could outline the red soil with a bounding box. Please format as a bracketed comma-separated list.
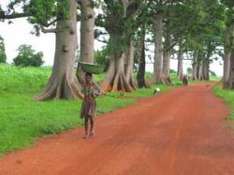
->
[1, 83, 234, 175]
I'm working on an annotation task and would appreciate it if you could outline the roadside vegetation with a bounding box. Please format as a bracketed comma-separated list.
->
[213, 85, 234, 120]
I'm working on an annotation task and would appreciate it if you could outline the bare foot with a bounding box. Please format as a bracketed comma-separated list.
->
[82, 133, 89, 139]
[89, 131, 95, 137]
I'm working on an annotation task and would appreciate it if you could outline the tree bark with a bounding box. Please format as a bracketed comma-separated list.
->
[192, 51, 198, 80]
[177, 46, 183, 80]
[101, 33, 133, 92]
[79, 0, 95, 63]
[136, 29, 147, 88]
[223, 26, 233, 88]
[198, 60, 204, 80]
[153, 13, 164, 83]
[101, 1, 139, 92]
[163, 49, 170, 78]
[77, 0, 95, 84]
[223, 51, 231, 88]
[203, 60, 209, 80]
[228, 51, 234, 89]
[125, 40, 136, 89]
[163, 32, 171, 79]
[36, 0, 82, 100]
[102, 52, 132, 92]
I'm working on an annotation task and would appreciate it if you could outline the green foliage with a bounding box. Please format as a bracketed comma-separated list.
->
[0, 36, 7, 63]
[96, 0, 142, 54]
[0, 64, 169, 155]
[213, 86, 234, 120]
[170, 72, 183, 86]
[187, 67, 192, 76]
[13, 45, 44, 67]
[181, 0, 224, 54]
[3, 0, 70, 35]
[222, 0, 234, 9]
[222, 0, 234, 52]
[169, 69, 176, 74]
[27, 0, 69, 24]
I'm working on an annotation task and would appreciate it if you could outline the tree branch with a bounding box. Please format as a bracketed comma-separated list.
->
[0, 12, 30, 19]
[40, 26, 57, 33]
[41, 19, 57, 27]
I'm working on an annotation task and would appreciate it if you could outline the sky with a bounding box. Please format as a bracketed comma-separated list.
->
[0, 1, 224, 76]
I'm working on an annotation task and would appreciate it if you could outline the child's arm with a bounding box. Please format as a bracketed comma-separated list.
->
[93, 82, 102, 97]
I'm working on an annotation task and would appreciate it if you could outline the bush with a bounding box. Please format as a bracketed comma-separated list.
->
[13, 45, 44, 67]
[0, 36, 7, 63]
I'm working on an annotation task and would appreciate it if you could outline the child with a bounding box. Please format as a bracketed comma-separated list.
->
[80, 72, 101, 139]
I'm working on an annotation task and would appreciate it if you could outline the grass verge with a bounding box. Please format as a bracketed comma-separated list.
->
[213, 85, 234, 120]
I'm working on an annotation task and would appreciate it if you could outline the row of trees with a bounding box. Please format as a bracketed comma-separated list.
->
[0, 0, 234, 100]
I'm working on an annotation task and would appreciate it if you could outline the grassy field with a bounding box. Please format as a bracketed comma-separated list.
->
[213, 85, 234, 120]
[0, 64, 177, 156]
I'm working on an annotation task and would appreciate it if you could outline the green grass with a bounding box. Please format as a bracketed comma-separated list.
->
[0, 64, 174, 156]
[170, 72, 183, 86]
[210, 75, 221, 81]
[213, 86, 234, 120]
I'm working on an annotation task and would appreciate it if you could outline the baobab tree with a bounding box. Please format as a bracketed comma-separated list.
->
[0, 0, 90, 100]
[136, 26, 147, 88]
[97, 0, 141, 92]
[222, 0, 234, 89]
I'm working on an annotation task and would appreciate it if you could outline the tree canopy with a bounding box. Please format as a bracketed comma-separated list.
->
[13, 45, 44, 67]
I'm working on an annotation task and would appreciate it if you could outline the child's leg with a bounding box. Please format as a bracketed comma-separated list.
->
[84, 117, 89, 138]
[89, 116, 95, 136]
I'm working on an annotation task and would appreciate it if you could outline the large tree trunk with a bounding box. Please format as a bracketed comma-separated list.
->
[228, 51, 234, 89]
[36, 0, 82, 100]
[223, 27, 233, 88]
[203, 42, 212, 81]
[101, 26, 135, 93]
[102, 52, 132, 92]
[223, 51, 231, 88]
[203, 60, 209, 80]
[136, 28, 147, 88]
[163, 49, 170, 78]
[192, 64, 198, 80]
[163, 33, 171, 79]
[153, 14, 164, 83]
[77, 0, 95, 83]
[198, 61, 204, 80]
[101, 1, 139, 92]
[125, 40, 136, 90]
[177, 46, 183, 80]
[79, 0, 95, 63]
[192, 52, 198, 80]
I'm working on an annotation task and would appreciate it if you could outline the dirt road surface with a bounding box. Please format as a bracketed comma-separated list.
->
[1, 83, 234, 175]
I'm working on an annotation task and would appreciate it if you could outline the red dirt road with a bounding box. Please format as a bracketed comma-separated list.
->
[1, 83, 234, 175]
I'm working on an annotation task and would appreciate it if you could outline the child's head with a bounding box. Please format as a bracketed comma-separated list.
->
[85, 72, 92, 83]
